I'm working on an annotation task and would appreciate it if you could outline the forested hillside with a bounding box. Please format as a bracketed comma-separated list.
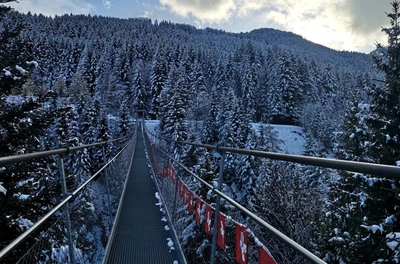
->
[1, 1, 400, 262]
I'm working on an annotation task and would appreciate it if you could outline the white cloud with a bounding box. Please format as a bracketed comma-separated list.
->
[234, 0, 387, 52]
[6, 0, 94, 16]
[103, 0, 112, 9]
[237, 0, 264, 17]
[159, 0, 236, 23]
[156, 0, 390, 52]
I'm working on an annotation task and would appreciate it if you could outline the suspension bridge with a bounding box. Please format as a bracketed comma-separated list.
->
[1, 119, 399, 264]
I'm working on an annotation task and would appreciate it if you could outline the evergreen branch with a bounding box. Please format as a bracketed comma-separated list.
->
[333, 186, 384, 202]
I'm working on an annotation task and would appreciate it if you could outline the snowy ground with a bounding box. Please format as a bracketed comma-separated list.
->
[252, 123, 306, 155]
[145, 120, 306, 155]
[145, 120, 162, 135]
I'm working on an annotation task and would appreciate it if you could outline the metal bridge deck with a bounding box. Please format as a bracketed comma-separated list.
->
[104, 128, 180, 264]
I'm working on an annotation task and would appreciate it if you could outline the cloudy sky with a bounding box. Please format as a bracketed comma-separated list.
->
[6, 0, 393, 53]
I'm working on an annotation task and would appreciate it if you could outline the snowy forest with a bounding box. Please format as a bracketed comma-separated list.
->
[1, 0, 400, 263]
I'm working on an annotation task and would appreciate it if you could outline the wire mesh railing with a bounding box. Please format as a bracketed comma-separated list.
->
[0, 127, 137, 264]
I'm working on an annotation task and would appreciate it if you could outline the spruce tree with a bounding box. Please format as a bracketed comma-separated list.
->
[370, 0, 400, 165]
[322, 3, 400, 262]
[149, 48, 167, 119]
[162, 77, 189, 161]
[0, 3, 59, 261]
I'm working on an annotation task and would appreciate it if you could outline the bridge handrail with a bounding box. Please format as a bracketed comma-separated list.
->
[0, 136, 129, 166]
[145, 128, 400, 180]
[0, 138, 133, 262]
[143, 124, 326, 264]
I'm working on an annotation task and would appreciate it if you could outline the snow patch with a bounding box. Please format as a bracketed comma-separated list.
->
[145, 120, 161, 135]
[385, 215, 397, 224]
[207, 189, 213, 200]
[15, 65, 27, 75]
[3, 69, 11, 76]
[161, 216, 167, 222]
[0, 182, 6, 195]
[361, 224, 384, 234]
[167, 238, 175, 251]
[386, 232, 400, 251]
[18, 217, 33, 231]
[14, 193, 29, 200]
[329, 236, 345, 242]
[164, 225, 170, 231]
[26, 60, 39, 67]
[252, 123, 305, 154]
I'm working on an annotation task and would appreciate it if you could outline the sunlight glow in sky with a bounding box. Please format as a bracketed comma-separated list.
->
[6, 0, 393, 53]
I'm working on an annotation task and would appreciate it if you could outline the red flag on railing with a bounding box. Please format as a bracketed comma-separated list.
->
[179, 181, 183, 198]
[188, 192, 194, 213]
[259, 247, 277, 264]
[236, 224, 248, 264]
[166, 164, 176, 183]
[162, 167, 167, 177]
[195, 198, 201, 224]
[166, 164, 171, 177]
[182, 184, 187, 204]
[205, 204, 212, 235]
[217, 213, 226, 250]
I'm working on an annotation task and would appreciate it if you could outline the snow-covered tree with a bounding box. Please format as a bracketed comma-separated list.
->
[322, 4, 400, 262]
[0, 4, 60, 261]
[162, 82, 189, 161]
[149, 48, 167, 119]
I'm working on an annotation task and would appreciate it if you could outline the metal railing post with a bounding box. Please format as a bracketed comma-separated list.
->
[102, 145, 113, 230]
[57, 154, 76, 264]
[210, 147, 226, 264]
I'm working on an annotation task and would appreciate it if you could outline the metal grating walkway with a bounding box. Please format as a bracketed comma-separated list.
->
[104, 128, 180, 264]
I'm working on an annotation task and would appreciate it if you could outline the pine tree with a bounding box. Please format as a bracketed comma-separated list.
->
[117, 99, 130, 147]
[162, 82, 189, 161]
[149, 48, 167, 119]
[234, 131, 259, 204]
[337, 75, 370, 161]
[322, 3, 400, 262]
[68, 72, 90, 115]
[0, 4, 59, 261]
[370, 1, 400, 165]
[132, 68, 146, 112]
[202, 96, 218, 144]
[241, 62, 257, 122]
[277, 53, 302, 124]
[189, 61, 207, 127]
[252, 162, 321, 264]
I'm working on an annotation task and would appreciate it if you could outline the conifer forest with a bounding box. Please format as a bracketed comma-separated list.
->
[1, 0, 400, 263]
